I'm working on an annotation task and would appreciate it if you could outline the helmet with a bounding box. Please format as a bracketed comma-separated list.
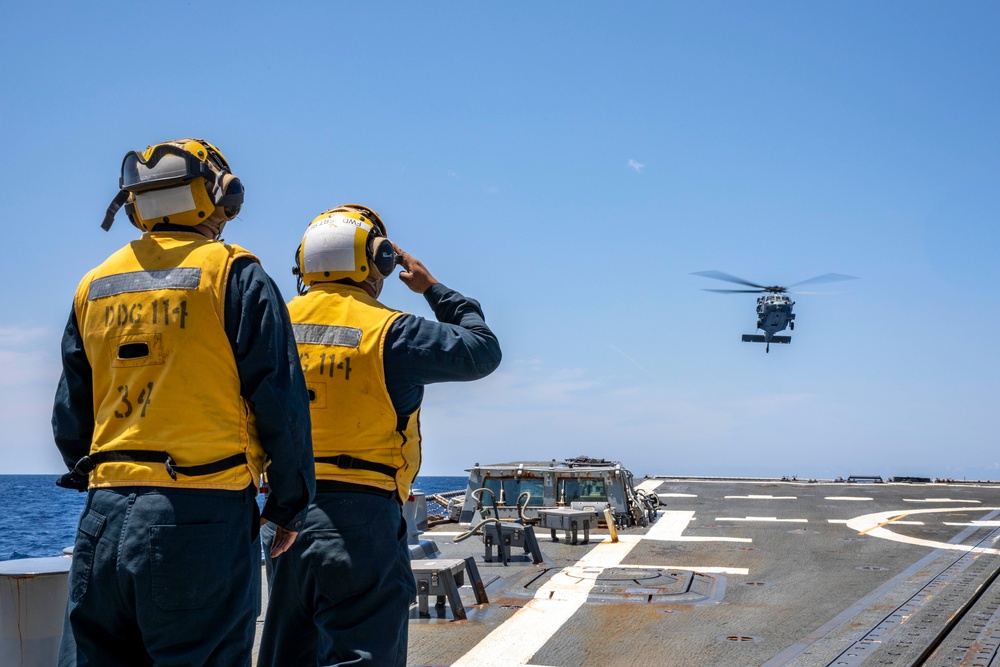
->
[293, 204, 397, 289]
[101, 138, 244, 232]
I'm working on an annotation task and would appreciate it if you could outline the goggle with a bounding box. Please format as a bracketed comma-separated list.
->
[119, 144, 216, 193]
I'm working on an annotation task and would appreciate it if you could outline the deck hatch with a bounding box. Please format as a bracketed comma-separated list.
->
[521, 566, 724, 604]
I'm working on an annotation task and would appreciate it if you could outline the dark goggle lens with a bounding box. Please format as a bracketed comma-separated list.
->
[121, 150, 199, 192]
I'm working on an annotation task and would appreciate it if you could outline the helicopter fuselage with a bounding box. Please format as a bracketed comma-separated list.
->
[756, 294, 795, 338]
[694, 269, 855, 353]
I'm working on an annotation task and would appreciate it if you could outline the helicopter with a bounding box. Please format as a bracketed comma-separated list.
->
[693, 271, 858, 352]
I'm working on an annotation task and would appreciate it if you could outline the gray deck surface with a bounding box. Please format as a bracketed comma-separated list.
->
[401, 477, 1000, 667]
[251, 478, 1000, 666]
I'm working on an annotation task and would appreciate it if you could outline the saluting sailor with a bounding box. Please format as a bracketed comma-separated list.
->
[257, 204, 501, 667]
[52, 138, 315, 667]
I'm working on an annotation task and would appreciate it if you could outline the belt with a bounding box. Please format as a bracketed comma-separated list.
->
[314, 453, 397, 479]
[315, 480, 398, 500]
[56, 450, 247, 491]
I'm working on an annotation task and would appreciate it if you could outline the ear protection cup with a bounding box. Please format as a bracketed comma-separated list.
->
[369, 235, 397, 279]
[293, 242, 305, 278]
[123, 196, 139, 228]
[213, 172, 244, 220]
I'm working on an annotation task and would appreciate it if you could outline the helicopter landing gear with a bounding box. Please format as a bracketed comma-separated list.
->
[790, 322, 794, 330]
[766, 343, 770, 353]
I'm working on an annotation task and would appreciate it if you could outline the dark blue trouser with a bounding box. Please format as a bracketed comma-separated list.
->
[58, 486, 260, 667]
[258, 492, 416, 667]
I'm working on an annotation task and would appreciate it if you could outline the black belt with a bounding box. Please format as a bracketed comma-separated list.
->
[315, 480, 397, 499]
[314, 454, 397, 479]
[56, 450, 248, 491]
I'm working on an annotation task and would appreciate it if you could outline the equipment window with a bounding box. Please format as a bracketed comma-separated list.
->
[559, 478, 607, 503]
[482, 477, 545, 506]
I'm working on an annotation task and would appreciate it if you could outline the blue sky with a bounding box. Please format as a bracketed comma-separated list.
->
[2, 2, 998, 480]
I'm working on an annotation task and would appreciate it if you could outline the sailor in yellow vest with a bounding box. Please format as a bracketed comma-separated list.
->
[257, 205, 501, 667]
[52, 138, 316, 667]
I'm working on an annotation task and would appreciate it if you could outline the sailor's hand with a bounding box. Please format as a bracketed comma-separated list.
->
[394, 243, 439, 295]
[261, 517, 298, 557]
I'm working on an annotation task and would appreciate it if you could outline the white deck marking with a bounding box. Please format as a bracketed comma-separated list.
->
[451, 510, 745, 666]
[904, 498, 981, 503]
[451, 537, 639, 666]
[717, 516, 808, 523]
[825, 496, 873, 501]
[636, 479, 697, 499]
[827, 519, 924, 525]
[725, 494, 797, 500]
[599, 562, 749, 575]
[644, 511, 751, 542]
[846, 507, 1000, 553]
[617, 479, 702, 504]
[944, 520, 1000, 527]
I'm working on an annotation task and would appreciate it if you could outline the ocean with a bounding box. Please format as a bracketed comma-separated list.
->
[0, 474, 468, 562]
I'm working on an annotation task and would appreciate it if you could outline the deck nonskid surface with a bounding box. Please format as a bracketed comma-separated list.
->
[406, 478, 1000, 667]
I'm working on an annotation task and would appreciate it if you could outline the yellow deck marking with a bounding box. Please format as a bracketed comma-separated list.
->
[858, 513, 909, 536]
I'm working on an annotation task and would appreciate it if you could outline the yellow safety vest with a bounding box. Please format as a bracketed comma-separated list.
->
[287, 283, 422, 501]
[73, 231, 265, 490]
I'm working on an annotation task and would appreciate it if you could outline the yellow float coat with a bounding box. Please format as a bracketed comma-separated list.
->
[287, 283, 421, 502]
[74, 232, 265, 490]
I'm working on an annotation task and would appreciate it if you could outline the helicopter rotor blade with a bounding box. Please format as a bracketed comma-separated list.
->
[788, 273, 858, 288]
[691, 271, 768, 290]
[701, 288, 768, 294]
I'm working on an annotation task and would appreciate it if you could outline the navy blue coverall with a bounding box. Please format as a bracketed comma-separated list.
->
[257, 282, 501, 667]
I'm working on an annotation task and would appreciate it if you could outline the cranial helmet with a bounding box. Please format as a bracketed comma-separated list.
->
[101, 138, 244, 233]
[293, 204, 397, 290]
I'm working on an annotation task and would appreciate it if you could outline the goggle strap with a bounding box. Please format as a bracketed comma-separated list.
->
[211, 169, 226, 202]
[101, 190, 130, 231]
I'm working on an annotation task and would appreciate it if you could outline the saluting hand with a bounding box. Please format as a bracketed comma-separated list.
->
[394, 243, 439, 295]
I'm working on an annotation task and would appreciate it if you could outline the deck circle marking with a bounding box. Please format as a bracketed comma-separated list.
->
[845, 507, 1000, 553]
